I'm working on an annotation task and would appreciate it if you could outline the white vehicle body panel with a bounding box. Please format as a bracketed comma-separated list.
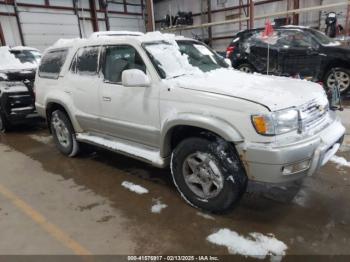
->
[34, 32, 345, 183]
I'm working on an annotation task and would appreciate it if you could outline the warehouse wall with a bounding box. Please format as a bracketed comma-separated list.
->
[0, 0, 145, 51]
[154, 0, 349, 51]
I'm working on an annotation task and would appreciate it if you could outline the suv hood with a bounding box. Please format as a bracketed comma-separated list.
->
[167, 69, 326, 111]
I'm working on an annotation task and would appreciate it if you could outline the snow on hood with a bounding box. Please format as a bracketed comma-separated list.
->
[167, 68, 327, 111]
[0, 46, 36, 71]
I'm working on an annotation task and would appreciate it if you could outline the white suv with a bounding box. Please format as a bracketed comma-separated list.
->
[35, 32, 345, 212]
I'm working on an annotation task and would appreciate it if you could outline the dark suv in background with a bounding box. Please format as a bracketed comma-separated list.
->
[226, 26, 350, 94]
[0, 46, 41, 132]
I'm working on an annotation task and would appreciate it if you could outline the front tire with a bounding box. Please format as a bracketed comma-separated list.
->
[50, 110, 79, 157]
[171, 137, 247, 213]
[325, 67, 350, 94]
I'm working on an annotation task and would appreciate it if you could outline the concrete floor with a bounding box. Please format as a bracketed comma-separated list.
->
[0, 100, 349, 257]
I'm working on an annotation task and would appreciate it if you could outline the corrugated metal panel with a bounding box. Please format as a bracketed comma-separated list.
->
[0, 16, 21, 47]
[18, 10, 80, 50]
[109, 15, 145, 32]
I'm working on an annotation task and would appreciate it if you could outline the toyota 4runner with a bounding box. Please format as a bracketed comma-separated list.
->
[34, 32, 345, 212]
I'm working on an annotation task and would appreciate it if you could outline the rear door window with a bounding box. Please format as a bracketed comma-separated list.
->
[39, 49, 68, 79]
[76, 46, 100, 75]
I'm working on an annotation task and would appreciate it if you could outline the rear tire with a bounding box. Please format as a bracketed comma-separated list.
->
[50, 110, 79, 157]
[171, 137, 247, 213]
[325, 67, 350, 95]
[238, 63, 255, 74]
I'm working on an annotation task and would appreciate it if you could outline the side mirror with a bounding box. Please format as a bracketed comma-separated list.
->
[122, 69, 150, 87]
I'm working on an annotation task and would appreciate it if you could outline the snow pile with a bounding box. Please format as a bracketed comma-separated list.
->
[151, 199, 167, 214]
[121, 181, 149, 194]
[207, 229, 287, 260]
[196, 212, 215, 220]
[0, 46, 35, 70]
[0, 73, 7, 80]
[142, 32, 201, 79]
[29, 135, 52, 145]
[330, 155, 350, 168]
[51, 38, 83, 48]
[11, 46, 39, 52]
[292, 189, 308, 207]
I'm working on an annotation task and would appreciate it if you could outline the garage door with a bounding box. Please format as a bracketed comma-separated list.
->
[19, 11, 80, 51]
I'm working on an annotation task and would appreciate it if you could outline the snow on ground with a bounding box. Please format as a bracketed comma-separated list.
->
[121, 181, 149, 195]
[292, 189, 308, 207]
[330, 155, 350, 168]
[207, 229, 287, 260]
[151, 199, 167, 214]
[28, 135, 52, 145]
[196, 212, 215, 220]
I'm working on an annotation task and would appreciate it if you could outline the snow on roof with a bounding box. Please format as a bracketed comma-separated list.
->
[0, 46, 36, 71]
[10, 46, 40, 52]
[51, 38, 84, 49]
[281, 25, 311, 29]
[49, 31, 187, 51]
[89, 31, 145, 38]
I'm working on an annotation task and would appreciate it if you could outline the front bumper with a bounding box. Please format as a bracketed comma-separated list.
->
[237, 113, 346, 183]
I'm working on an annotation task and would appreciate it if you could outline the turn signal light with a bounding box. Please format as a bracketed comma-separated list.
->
[252, 115, 268, 134]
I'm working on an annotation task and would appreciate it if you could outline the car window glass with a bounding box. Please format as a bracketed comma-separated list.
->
[102, 45, 146, 83]
[276, 30, 313, 48]
[39, 49, 68, 79]
[242, 31, 267, 53]
[76, 46, 99, 75]
[177, 41, 226, 72]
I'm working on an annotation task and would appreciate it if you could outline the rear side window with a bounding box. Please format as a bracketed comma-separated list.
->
[39, 49, 68, 79]
[76, 46, 99, 75]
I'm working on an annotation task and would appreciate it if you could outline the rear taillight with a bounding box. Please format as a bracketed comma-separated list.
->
[226, 46, 235, 58]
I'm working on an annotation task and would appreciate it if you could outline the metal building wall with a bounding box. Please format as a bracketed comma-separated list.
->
[154, 0, 348, 51]
[0, 0, 145, 51]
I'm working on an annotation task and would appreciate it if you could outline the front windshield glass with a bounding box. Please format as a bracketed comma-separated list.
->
[308, 29, 337, 45]
[0, 46, 36, 71]
[144, 41, 193, 79]
[10, 50, 39, 64]
[176, 41, 229, 72]
[143, 40, 228, 79]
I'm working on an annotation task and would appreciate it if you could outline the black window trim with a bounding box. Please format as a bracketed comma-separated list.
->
[100, 44, 148, 85]
[73, 45, 101, 76]
[38, 48, 68, 80]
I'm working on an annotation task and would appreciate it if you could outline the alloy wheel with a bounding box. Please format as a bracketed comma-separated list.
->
[52, 113, 71, 148]
[182, 152, 224, 199]
[327, 70, 350, 93]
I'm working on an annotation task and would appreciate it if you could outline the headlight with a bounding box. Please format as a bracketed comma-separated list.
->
[252, 108, 299, 135]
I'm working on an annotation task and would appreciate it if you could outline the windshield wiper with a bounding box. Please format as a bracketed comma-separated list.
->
[168, 73, 188, 79]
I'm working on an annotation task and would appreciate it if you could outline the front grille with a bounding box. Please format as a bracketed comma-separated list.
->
[299, 99, 328, 131]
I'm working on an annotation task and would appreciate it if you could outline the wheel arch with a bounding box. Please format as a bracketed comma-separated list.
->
[160, 115, 244, 157]
[322, 59, 350, 79]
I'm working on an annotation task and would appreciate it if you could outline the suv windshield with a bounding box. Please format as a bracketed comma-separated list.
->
[0, 47, 36, 71]
[176, 40, 229, 72]
[10, 50, 41, 64]
[144, 40, 228, 79]
[308, 29, 338, 45]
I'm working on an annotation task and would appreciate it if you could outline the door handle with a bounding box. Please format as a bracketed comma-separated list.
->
[103, 96, 111, 102]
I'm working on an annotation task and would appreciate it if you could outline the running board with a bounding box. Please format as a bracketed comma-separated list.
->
[76, 133, 167, 168]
